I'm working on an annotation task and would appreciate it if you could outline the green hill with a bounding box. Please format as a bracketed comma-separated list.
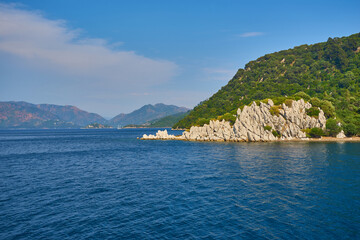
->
[174, 33, 360, 135]
[123, 111, 189, 128]
[148, 111, 189, 127]
[110, 103, 189, 126]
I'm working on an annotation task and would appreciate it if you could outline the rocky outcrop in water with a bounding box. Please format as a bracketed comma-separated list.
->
[142, 129, 178, 140]
[142, 99, 327, 142]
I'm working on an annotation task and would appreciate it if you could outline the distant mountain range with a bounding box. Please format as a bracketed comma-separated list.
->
[124, 111, 189, 128]
[110, 103, 189, 127]
[0, 101, 189, 129]
[36, 103, 107, 126]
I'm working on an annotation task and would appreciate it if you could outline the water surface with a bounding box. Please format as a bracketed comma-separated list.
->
[0, 129, 359, 239]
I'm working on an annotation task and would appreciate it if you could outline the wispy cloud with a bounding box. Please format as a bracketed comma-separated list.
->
[238, 32, 264, 37]
[0, 3, 178, 87]
[0, 3, 181, 116]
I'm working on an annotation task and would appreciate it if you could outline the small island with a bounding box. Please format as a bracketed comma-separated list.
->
[83, 123, 113, 129]
[142, 98, 359, 142]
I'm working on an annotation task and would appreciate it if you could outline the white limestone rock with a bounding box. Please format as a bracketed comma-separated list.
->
[181, 99, 328, 142]
[142, 99, 330, 142]
[142, 130, 183, 140]
[336, 130, 346, 139]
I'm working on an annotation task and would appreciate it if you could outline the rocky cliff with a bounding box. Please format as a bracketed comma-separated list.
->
[142, 99, 327, 142]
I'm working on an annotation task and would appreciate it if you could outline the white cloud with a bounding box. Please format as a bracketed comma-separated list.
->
[238, 32, 264, 37]
[0, 3, 178, 87]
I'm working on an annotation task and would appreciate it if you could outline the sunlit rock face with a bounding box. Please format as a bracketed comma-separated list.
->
[182, 99, 326, 142]
[142, 129, 177, 140]
[143, 99, 327, 142]
[336, 130, 346, 139]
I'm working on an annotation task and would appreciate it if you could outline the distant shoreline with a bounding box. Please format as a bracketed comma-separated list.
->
[121, 127, 186, 131]
[122, 126, 169, 129]
[0, 127, 177, 130]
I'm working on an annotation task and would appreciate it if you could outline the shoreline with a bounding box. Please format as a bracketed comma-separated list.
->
[142, 99, 360, 143]
[293, 137, 360, 142]
[141, 136, 360, 143]
[122, 126, 174, 129]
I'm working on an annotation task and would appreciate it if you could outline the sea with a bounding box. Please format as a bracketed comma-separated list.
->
[0, 129, 359, 239]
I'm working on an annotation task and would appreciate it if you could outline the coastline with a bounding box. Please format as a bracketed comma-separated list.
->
[123, 126, 174, 129]
[140, 131, 360, 142]
[294, 136, 360, 142]
[141, 136, 360, 142]
[142, 99, 360, 143]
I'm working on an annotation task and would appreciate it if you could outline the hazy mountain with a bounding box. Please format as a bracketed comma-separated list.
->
[1, 101, 190, 129]
[110, 103, 189, 126]
[36, 104, 106, 126]
[0, 101, 75, 128]
[0, 101, 106, 128]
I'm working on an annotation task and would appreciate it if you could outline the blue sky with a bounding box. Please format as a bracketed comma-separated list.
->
[0, 0, 359, 117]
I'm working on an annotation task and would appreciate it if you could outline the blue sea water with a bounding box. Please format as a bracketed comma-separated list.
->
[0, 129, 359, 240]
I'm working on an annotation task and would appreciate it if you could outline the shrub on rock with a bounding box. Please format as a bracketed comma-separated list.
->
[264, 125, 272, 131]
[219, 113, 236, 125]
[270, 106, 281, 116]
[272, 130, 281, 138]
[284, 99, 293, 107]
[306, 107, 320, 118]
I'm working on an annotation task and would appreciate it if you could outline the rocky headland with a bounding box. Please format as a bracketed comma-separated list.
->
[142, 99, 352, 142]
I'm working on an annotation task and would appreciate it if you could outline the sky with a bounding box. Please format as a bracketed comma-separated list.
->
[0, 0, 359, 118]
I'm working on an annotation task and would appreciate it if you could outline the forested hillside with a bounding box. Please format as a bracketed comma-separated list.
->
[0, 101, 106, 128]
[148, 111, 189, 127]
[174, 33, 360, 135]
[110, 103, 189, 126]
[0, 102, 77, 128]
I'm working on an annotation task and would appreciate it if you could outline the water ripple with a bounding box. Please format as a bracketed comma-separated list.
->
[0, 129, 359, 239]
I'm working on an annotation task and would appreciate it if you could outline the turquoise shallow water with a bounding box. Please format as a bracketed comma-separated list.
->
[0, 129, 359, 239]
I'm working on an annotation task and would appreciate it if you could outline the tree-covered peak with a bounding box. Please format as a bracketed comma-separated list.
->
[174, 33, 360, 135]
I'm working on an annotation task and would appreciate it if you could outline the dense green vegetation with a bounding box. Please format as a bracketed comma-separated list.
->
[174, 33, 360, 135]
[326, 118, 341, 136]
[124, 112, 189, 128]
[148, 112, 189, 127]
[110, 103, 189, 126]
[303, 128, 325, 138]
[306, 107, 320, 118]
